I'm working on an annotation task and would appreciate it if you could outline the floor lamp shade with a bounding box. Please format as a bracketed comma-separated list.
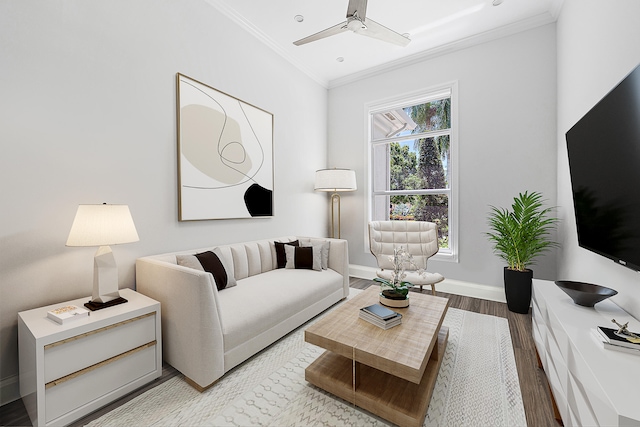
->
[314, 169, 357, 192]
[315, 169, 357, 238]
[66, 204, 139, 307]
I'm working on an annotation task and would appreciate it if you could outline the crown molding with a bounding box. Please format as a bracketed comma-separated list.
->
[204, 0, 558, 91]
[204, 0, 330, 88]
[548, 0, 565, 20]
[328, 11, 558, 89]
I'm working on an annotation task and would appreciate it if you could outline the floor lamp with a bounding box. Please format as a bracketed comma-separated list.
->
[314, 168, 357, 238]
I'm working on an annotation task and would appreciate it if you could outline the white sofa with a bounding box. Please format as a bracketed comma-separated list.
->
[136, 236, 349, 391]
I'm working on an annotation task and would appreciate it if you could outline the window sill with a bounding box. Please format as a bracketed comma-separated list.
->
[431, 251, 458, 263]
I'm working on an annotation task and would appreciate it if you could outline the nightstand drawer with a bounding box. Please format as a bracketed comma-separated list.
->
[44, 312, 156, 383]
[45, 342, 157, 423]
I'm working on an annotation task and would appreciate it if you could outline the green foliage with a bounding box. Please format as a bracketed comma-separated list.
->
[373, 277, 411, 297]
[387, 99, 451, 246]
[408, 99, 451, 159]
[408, 98, 451, 133]
[390, 142, 419, 192]
[486, 191, 559, 272]
[416, 137, 446, 189]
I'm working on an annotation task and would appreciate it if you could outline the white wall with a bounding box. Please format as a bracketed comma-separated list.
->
[328, 24, 558, 288]
[0, 0, 328, 401]
[556, 0, 640, 319]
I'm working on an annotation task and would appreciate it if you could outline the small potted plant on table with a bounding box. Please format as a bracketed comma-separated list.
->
[486, 191, 558, 314]
[374, 246, 423, 308]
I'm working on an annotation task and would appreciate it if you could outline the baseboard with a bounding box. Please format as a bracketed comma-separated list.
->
[0, 374, 20, 406]
[349, 264, 506, 303]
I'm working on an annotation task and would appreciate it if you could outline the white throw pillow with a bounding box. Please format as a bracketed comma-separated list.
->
[176, 254, 204, 271]
[301, 240, 330, 269]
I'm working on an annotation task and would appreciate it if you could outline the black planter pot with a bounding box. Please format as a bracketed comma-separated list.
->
[504, 267, 533, 314]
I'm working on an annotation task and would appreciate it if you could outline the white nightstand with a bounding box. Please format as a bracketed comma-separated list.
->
[18, 288, 162, 427]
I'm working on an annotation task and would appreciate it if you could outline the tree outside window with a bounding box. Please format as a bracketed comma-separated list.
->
[370, 93, 453, 251]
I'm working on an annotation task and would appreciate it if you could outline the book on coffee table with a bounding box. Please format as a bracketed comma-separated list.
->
[359, 309, 402, 329]
[361, 303, 398, 320]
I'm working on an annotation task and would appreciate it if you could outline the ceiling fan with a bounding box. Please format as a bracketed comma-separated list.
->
[293, 0, 410, 47]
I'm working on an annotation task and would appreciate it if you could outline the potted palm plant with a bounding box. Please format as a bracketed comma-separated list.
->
[486, 191, 558, 313]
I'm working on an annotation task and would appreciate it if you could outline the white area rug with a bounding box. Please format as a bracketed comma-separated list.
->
[88, 299, 526, 427]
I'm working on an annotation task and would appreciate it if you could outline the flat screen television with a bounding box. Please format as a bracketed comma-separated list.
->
[566, 62, 640, 271]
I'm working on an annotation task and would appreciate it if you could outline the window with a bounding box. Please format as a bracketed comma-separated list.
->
[368, 84, 457, 260]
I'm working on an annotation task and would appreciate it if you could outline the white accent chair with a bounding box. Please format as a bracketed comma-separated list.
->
[368, 221, 444, 295]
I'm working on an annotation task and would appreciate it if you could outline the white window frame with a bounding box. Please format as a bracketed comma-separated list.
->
[364, 82, 459, 262]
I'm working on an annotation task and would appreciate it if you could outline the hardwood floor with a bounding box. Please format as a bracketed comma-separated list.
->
[1, 278, 559, 427]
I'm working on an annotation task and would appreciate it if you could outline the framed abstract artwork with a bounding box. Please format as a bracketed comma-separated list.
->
[176, 73, 274, 220]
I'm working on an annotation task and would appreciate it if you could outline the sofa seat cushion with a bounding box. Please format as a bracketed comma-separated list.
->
[218, 268, 343, 352]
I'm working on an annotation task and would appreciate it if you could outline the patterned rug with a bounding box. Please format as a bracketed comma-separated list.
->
[88, 296, 526, 427]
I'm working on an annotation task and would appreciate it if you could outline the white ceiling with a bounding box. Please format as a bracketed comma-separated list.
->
[206, 0, 563, 88]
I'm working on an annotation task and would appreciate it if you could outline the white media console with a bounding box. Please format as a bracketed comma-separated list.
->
[532, 279, 640, 426]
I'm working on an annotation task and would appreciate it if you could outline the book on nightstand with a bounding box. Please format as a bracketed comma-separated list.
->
[47, 305, 90, 324]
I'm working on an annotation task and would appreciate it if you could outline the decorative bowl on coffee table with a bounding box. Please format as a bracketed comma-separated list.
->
[555, 280, 618, 307]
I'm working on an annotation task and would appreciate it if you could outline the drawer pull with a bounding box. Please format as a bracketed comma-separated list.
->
[45, 312, 155, 350]
[45, 340, 156, 389]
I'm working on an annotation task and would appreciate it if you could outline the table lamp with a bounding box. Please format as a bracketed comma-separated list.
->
[314, 168, 357, 238]
[66, 203, 139, 310]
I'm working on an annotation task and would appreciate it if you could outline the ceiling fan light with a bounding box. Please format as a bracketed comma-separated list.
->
[347, 19, 365, 32]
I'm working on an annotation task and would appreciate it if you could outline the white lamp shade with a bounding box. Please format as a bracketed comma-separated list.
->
[314, 169, 357, 192]
[66, 204, 139, 247]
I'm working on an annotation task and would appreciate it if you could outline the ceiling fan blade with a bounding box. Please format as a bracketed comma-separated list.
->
[293, 21, 348, 46]
[346, 0, 368, 20]
[358, 18, 410, 47]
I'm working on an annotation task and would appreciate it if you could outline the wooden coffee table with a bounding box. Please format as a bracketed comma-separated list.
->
[305, 286, 449, 427]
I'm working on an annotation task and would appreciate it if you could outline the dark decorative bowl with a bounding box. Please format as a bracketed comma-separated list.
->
[555, 280, 618, 307]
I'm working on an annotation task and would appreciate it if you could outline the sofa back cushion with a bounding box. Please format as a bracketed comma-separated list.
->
[220, 237, 298, 280]
[149, 236, 300, 282]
